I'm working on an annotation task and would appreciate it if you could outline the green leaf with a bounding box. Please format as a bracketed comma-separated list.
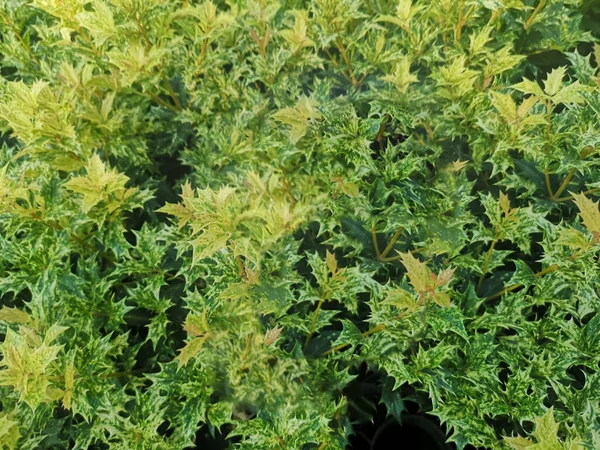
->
[331, 320, 363, 351]
[380, 376, 405, 422]
[427, 307, 468, 340]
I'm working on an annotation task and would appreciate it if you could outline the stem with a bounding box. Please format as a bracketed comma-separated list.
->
[379, 227, 404, 260]
[524, 0, 547, 30]
[135, 90, 180, 113]
[235, 255, 246, 279]
[477, 238, 497, 291]
[488, 9, 500, 25]
[335, 38, 358, 86]
[1, 12, 41, 66]
[304, 296, 326, 350]
[552, 167, 577, 200]
[93, 311, 149, 322]
[485, 248, 585, 302]
[196, 39, 209, 67]
[77, 27, 102, 56]
[485, 264, 559, 301]
[321, 323, 387, 357]
[239, 333, 253, 372]
[100, 368, 147, 379]
[379, 246, 425, 262]
[555, 187, 600, 203]
[544, 100, 554, 198]
[545, 168, 553, 198]
[162, 76, 183, 110]
[551, 148, 592, 200]
[374, 120, 387, 151]
[456, 1, 464, 42]
[372, 227, 381, 258]
[455, 3, 475, 42]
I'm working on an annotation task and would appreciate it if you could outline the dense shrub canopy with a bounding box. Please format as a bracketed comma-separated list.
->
[1, 0, 600, 448]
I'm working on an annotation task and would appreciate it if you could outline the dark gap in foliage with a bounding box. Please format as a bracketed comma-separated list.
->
[69, 253, 79, 275]
[526, 303, 550, 322]
[498, 361, 511, 387]
[164, 283, 188, 355]
[0, 131, 18, 149]
[565, 365, 590, 391]
[522, 50, 570, 81]
[157, 420, 174, 438]
[369, 131, 407, 161]
[344, 365, 474, 450]
[152, 152, 192, 187]
[194, 423, 236, 449]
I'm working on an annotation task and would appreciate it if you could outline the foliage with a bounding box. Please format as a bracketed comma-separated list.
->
[0, 0, 599, 448]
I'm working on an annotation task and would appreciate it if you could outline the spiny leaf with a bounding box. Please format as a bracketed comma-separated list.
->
[399, 252, 435, 294]
[571, 192, 600, 239]
[0, 307, 33, 326]
[272, 97, 322, 143]
[544, 66, 567, 97]
[65, 154, 137, 214]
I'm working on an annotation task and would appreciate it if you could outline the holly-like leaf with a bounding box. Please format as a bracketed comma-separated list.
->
[491, 91, 518, 124]
[399, 252, 435, 294]
[272, 97, 322, 143]
[572, 192, 600, 240]
[512, 78, 545, 98]
[176, 335, 208, 368]
[505, 435, 534, 450]
[264, 327, 283, 346]
[65, 154, 137, 214]
[544, 66, 567, 97]
[384, 287, 418, 312]
[0, 307, 33, 326]
[0, 413, 20, 450]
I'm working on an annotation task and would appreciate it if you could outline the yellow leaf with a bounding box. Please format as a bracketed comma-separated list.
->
[499, 191, 511, 215]
[504, 436, 534, 450]
[553, 81, 585, 105]
[65, 154, 135, 214]
[435, 267, 455, 288]
[517, 95, 538, 119]
[432, 292, 451, 308]
[572, 192, 600, 237]
[341, 182, 359, 197]
[491, 91, 518, 124]
[62, 360, 75, 410]
[280, 11, 314, 52]
[512, 78, 545, 98]
[384, 288, 418, 312]
[325, 250, 337, 275]
[0, 307, 32, 325]
[382, 56, 418, 93]
[272, 97, 322, 143]
[183, 312, 208, 337]
[0, 413, 21, 450]
[76, 0, 115, 46]
[264, 327, 283, 346]
[452, 160, 468, 172]
[399, 252, 435, 294]
[543, 66, 566, 97]
[532, 408, 559, 444]
[176, 335, 208, 368]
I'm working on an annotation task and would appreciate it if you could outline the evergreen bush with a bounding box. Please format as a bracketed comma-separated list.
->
[1, 0, 600, 448]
